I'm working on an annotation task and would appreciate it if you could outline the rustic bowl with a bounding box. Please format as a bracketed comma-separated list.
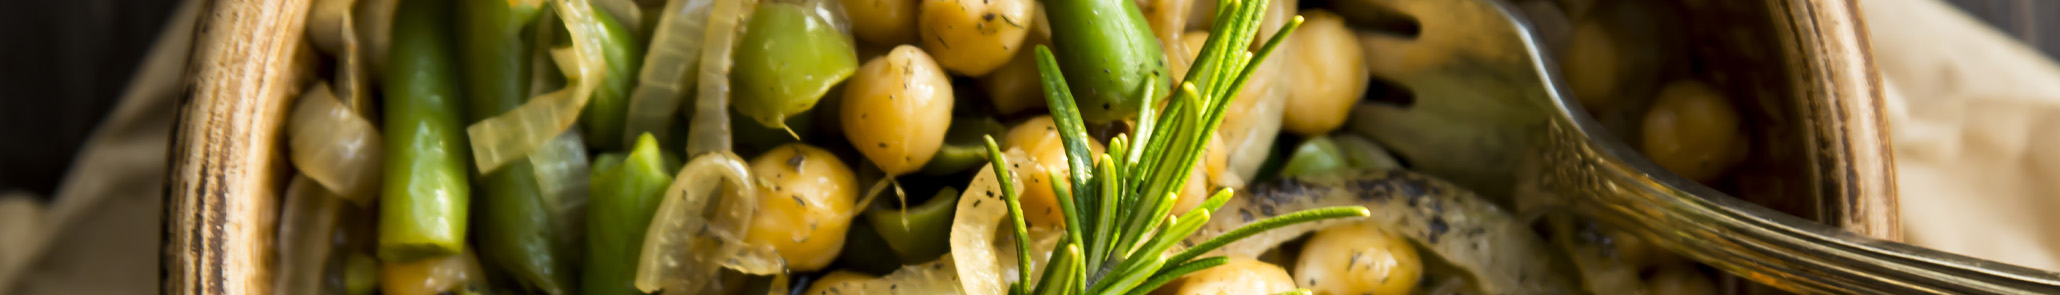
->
[161, 0, 1895, 293]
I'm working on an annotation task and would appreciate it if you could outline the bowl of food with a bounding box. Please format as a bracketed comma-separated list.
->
[165, 0, 1918, 294]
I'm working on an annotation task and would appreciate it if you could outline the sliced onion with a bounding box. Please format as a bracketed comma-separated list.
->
[353, 0, 397, 74]
[621, 0, 717, 148]
[1183, 170, 1578, 294]
[274, 176, 345, 295]
[1546, 216, 1644, 295]
[812, 255, 967, 294]
[1214, 61, 1288, 188]
[306, 0, 354, 56]
[684, 0, 758, 155]
[634, 152, 764, 293]
[336, 13, 374, 114]
[950, 149, 1034, 295]
[287, 81, 382, 202]
[530, 130, 592, 248]
[595, 0, 644, 33]
[309, 0, 374, 113]
[467, 0, 612, 173]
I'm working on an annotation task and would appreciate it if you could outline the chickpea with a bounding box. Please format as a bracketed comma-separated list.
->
[802, 270, 877, 295]
[840, 0, 920, 45]
[983, 41, 1048, 115]
[1643, 265, 1717, 295]
[1283, 10, 1369, 136]
[919, 0, 1034, 76]
[381, 250, 486, 295]
[1004, 116, 1105, 228]
[745, 144, 861, 271]
[1563, 20, 1621, 109]
[980, 4, 1053, 116]
[1294, 221, 1422, 295]
[1173, 256, 1298, 295]
[843, 46, 955, 176]
[1639, 80, 1747, 183]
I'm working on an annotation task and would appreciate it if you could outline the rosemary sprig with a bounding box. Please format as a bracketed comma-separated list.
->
[976, 0, 1370, 293]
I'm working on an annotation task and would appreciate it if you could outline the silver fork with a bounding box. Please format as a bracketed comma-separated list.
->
[1341, 0, 2060, 293]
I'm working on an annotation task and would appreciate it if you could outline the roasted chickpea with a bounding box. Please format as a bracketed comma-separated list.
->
[1174, 256, 1298, 295]
[802, 270, 877, 295]
[919, 0, 1034, 75]
[1004, 116, 1105, 228]
[1294, 221, 1422, 295]
[843, 46, 955, 176]
[1639, 80, 1747, 183]
[1283, 10, 1368, 136]
[1644, 265, 1717, 295]
[840, 0, 920, 45]
[1563, 19, 1622, 108]
[983, 40, 1048, 115]
[381, 250, 487, 295]
[745, 144, 861, 271]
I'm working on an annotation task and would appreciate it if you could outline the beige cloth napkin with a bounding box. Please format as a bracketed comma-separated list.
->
[1861, 0, 2060, 272]
[0, 0, 197, 294]
[3, 0, 2059, 294]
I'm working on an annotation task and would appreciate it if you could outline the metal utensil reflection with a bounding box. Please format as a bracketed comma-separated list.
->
[1340, 0, 2060, 293]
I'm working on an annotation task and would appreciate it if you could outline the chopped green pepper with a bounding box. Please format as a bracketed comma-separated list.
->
[920, 117, 1007, 175]
[581, 5, 646, 150]
[1331, 135, 1401, 171]
[834, 218, 907, 275]
[866, 187, 959, 263]
[732, 1, 860, 131]
[584, 134, 677, 295]
[1280, 136, 1349, 178]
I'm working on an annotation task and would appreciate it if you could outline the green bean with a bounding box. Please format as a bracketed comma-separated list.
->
[1044, 0, 1170, 123]
[580, 6, 646, 150]
[585, 134, 676, 295]
[458, 0, 577, 293]
[380, 0, 471, 263]
[866, 187, 959, 264]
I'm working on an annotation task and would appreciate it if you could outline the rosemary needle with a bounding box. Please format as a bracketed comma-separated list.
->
[975, 0, 1369, 293]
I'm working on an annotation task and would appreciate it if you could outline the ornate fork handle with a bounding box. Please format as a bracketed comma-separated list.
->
[1532, 112, 2060, 294]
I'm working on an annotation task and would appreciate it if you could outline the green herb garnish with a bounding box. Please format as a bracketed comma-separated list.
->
[979, 0, 1370, 294]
